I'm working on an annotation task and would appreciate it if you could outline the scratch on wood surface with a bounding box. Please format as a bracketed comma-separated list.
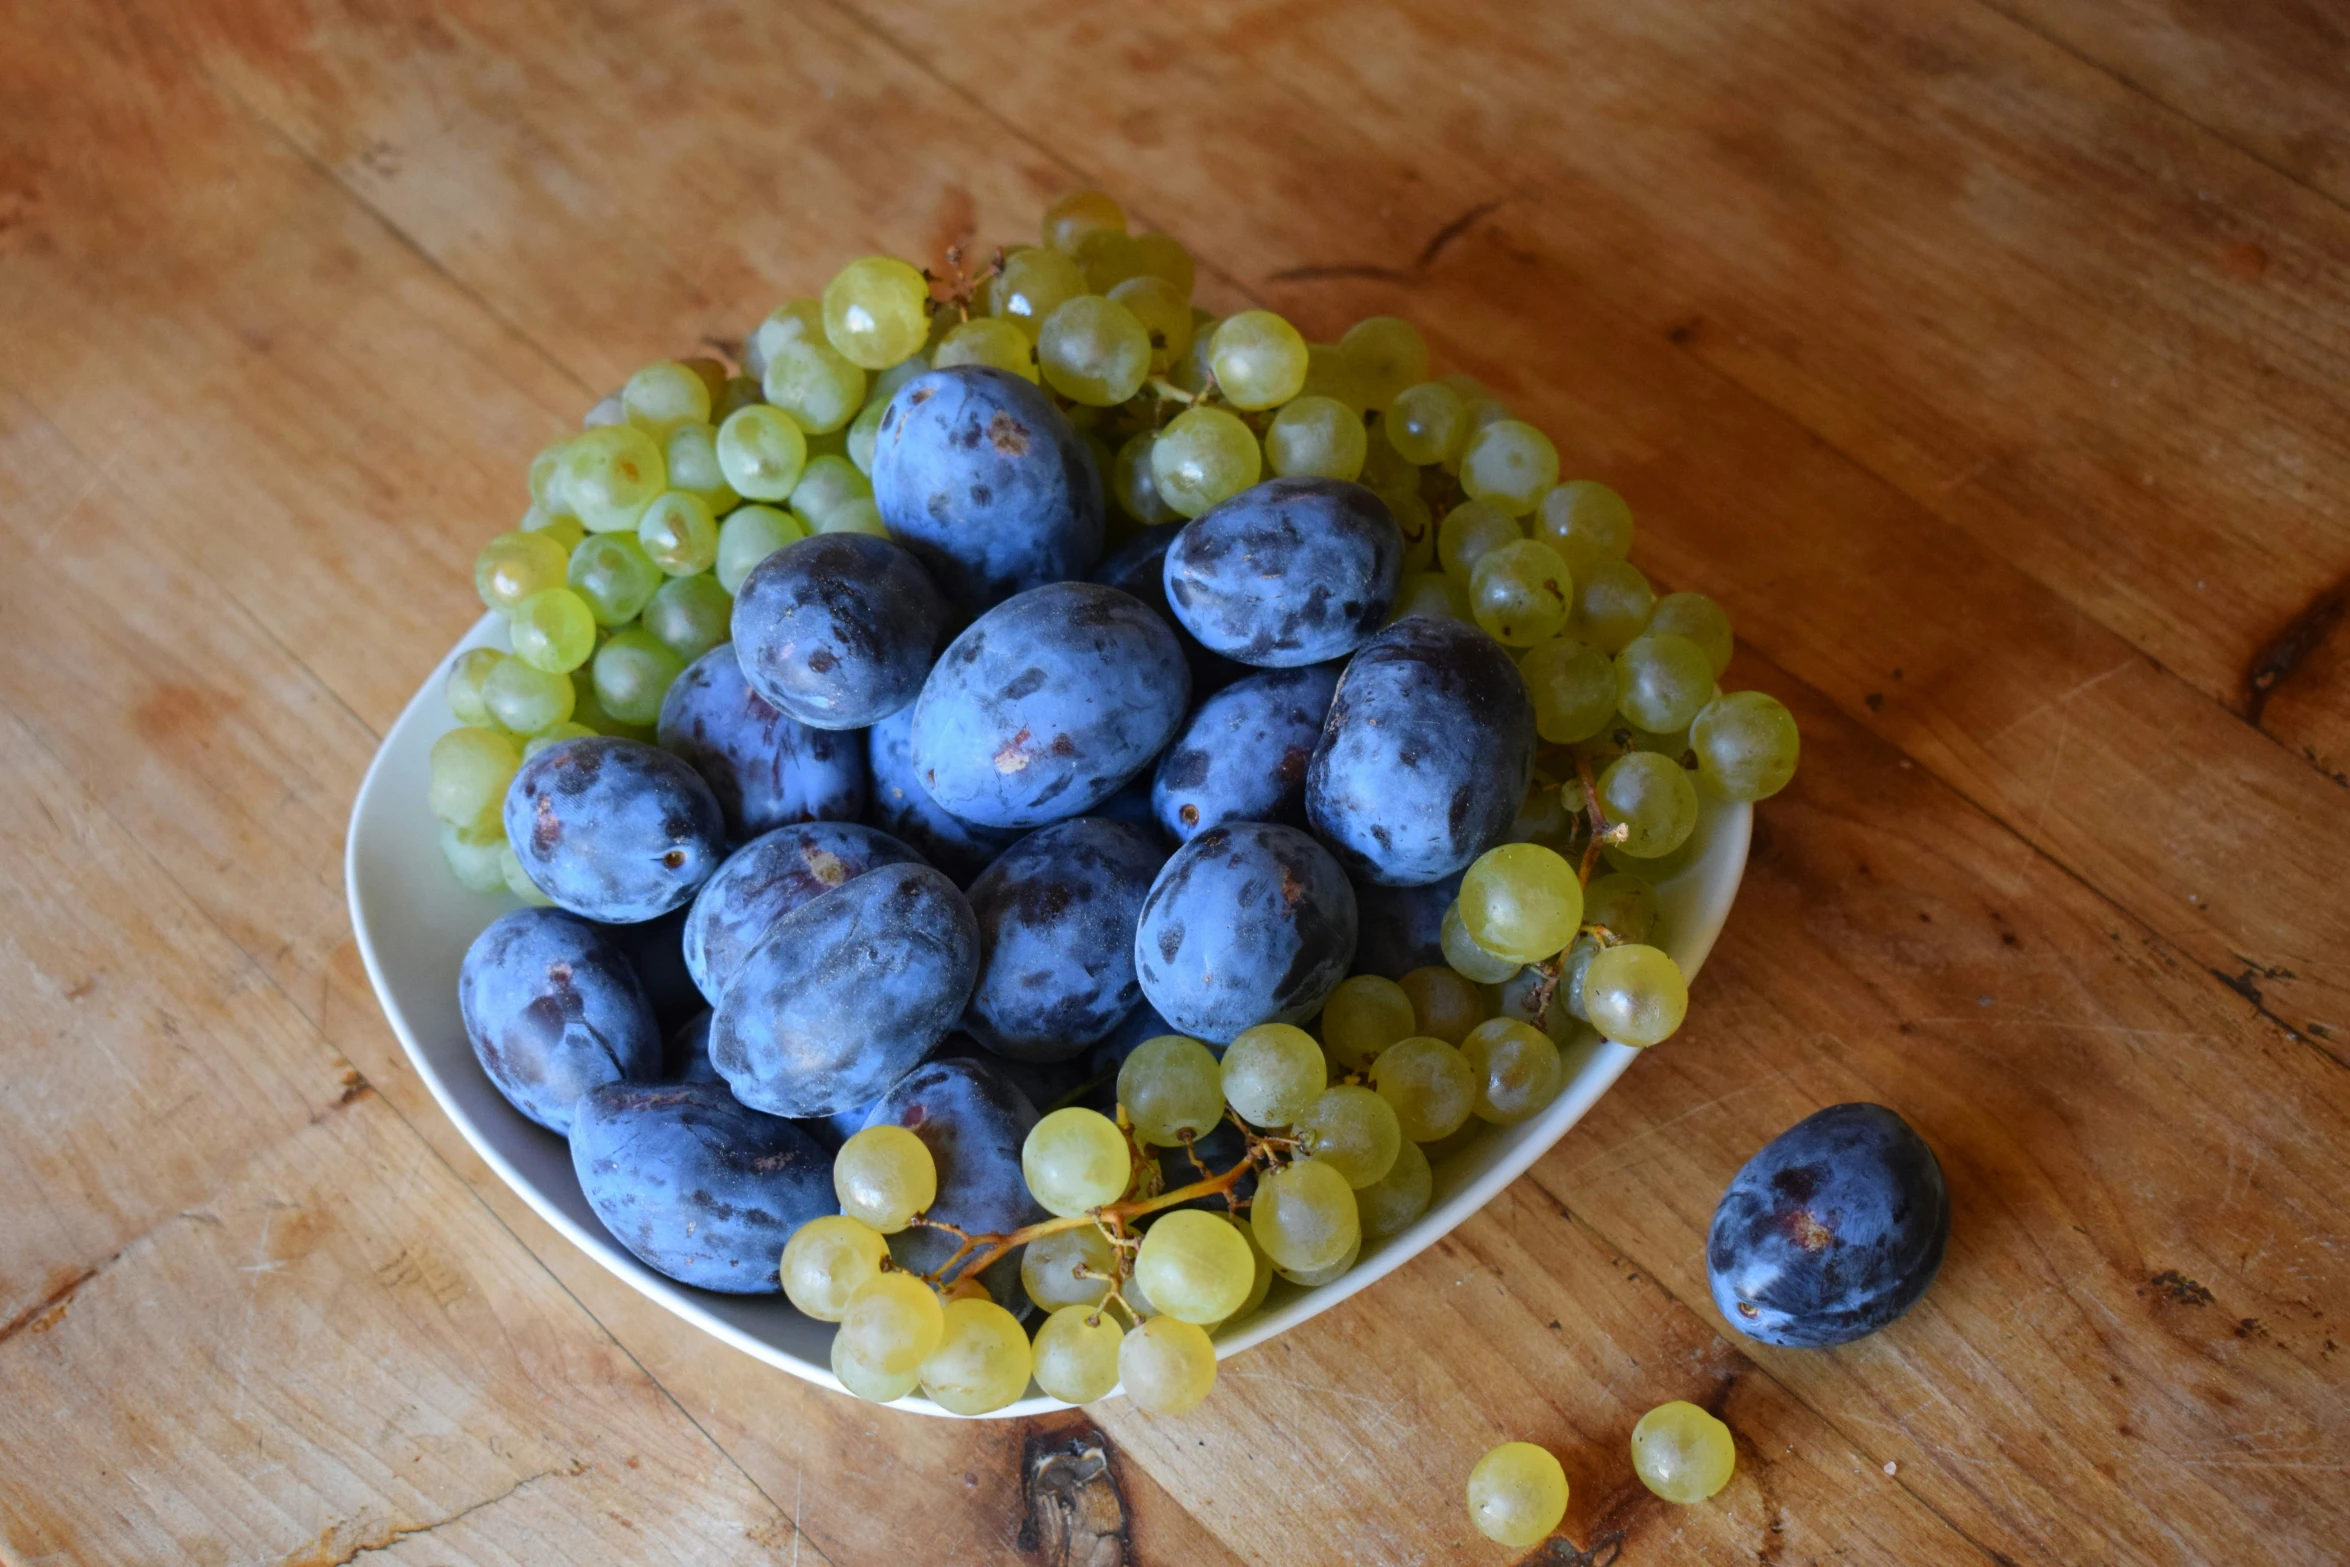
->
[278, 1460, 586, 1566]
[1266, 198, 1507, 285]
[2242, 578, 2347, 724]
[0, 1265, 99, 1345]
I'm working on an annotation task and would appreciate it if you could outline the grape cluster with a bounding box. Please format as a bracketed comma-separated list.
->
[1463, 1402, 1737, 1550]
[435, 186, 1802, 1416]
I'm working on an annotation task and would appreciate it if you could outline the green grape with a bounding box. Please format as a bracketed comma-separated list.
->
[1557, 936, 1601, 1023]
[1597, 751, 1699, 858]
[846, 397, 890, 474]
[1437, 499, 1521, 580]
[1129, 232, 1196, 298]
[446, 648, 503, 726]
[1264, 394, 1369, 482]
[1520, 638, 1619, 744]
[1468, 1442, 1569, 1548]
[745, 298, 825, 379]
[592, 628, 685, 727]
[832, 1334, 920, 1405]
[662, 422, 739, 512]
[781, 1214, 890, 1321]
[561, 424, 668, 534]
[1358, 430, 1422, 505]
[1218, 1211, 1275, 1325]
[1369, 1036, 1476, 1143]
[1461, 396, 1515, 438]
[637, 491, 718, 576]
[428, 727, 519, 828]
[1021, 1224, 1117, 1311]
[475, 530, 572, 618]
[1387, 570, 1469, 625]
[567, 534, 662, 627]
[1151, 406, 1261, 518]
[1460, 420, 1559, 516]
[1117, 1314, 1216, 1415]
[1582, 872, 1660, 944]
[1582, 943, 1688, 1047]
[1120, 1257, 1161, 1319]
[1320, 974, 1417, 1071]
[482, 656, 576, 736]
[763, 339, 868, 435]
[920, 1297, 1032, 1415]
[1117, 1034, 1225, 1148]
[823, 256, 931, 370]
[789, 453, 874, 530]
[499, 842, 554, 906]
[933, 315, 1040, 382]
[990, 246, 1088, 340]
[816, 496, 888, 537]
[838, 1270, 946, 1379]
[1208, 311, 1309, 410]
[1615, 632, 1714, 734]
[715, 405, 808, 503]
[1460, 1018, 1567, 1124]
[833, 1124, 937, 1233]
[1511, 781, 1576, 853]
[1531, 479, 1634, 572]
[712, 374, 763, 423]
[509, 587, 597, 673]
[1298, 343, 1376, 415]
[1389, 491, 1436, 573]
[1074, 229, 1147, 294]
[622, 360, 712, 435]
[1649, 591, 1733, 678]
[1441, 899, 1523, 983]
[1470, 538, 1573, 646]
[716, 504, 806, 594]
[438, 818, 508, 893]
[1384, 381, 1469, 467]
[1274, 1232, 1361, 1288]
[1022, 1107, 1133, 1218]
[583, 391, 625, 428]
[1219, 1023, 1326, 1128]
[1032, 1304, 1124, 1404]
[1460, 843, 1585, 965]
[1399, 965, 1489, 1045]
[529, 438, 573, 516]
[871, 354, 931, 405]
[1294, 1086, 1402, 1189]
[1359, 1137, 1433, 1241]
[1169, 317, 1219, 395]
[1572, 558, 1657, 652]
[520, 505, 585, 551]
[1107, 275, 1193, 371]
[1691, 690, 1800, 801]
[1038, 295, 1152, 406]
[1112, 431, 1181, 527]
[1044, 188, 1126, 254]
[1340, 316, 1430, 408]
[1631, 1401, 1736, 1503]
[1135, 1210, 1254, 1325]
[522, 722, 594, 759]
[1250, 1158, 1360, 1274]
[641, 574, 732, 663]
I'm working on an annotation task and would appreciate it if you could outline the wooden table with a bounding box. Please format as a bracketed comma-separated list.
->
[4, 0, 2345, 1561]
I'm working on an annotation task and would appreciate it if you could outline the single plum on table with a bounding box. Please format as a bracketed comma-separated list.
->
[1163, 477, 1402, 667]
[731, 532, 947, 730]
[709, 862, 979, 1118]
[1133, 821, 1358, 1043]
[963, 817, 1166, 1062]
[570, 1081, 832, 1293]
[459, 908, 660, 1134]
[503, 736, 726, 922]
[870, 365, 1105, 616]
[1708, 1103, 1950, 1348]
[657, 642, 867, 841]
[864, 704, 1023, 885]
[860, 1055, 1046, 1313]
[681, 821, 927, 1006]
[1150, 662, 1341, 843]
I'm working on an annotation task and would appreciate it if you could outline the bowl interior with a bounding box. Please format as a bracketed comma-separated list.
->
[346, 614, 1750, 1418]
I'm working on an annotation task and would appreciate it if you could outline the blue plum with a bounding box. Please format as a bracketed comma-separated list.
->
[570, 1081, 831, 1293]
[504, 736, 726, 923]
[1090, 769, 1169, 845]
[864, 704, 1022, 885]
[1091, 522, 1242, 693]
[1708, 1103, 1950, 1348]
[596, 906, 702, 1031]
[1348, 869, 1462, 979]
[662, 1010, 723, 1084]
[862, 1055, 1045, 1311]
[681, 821, 926, 1006]
[1163, 477, 1402, 667]
[1304, 616, 1535, 886]
[910, 582, 1189, 829]
[709, 862, 979, 1117]
[1132, 821, 1358, 1043]
[963, 817, 1165, 1062]
[870, 366, 1104, 616]
[1151, 663, 1342, 843]
[459, 908, 660, 1133]
[731, 532, 947, 730]
[941, 1035, 1093, 1119]
[657, 643, 867, 841]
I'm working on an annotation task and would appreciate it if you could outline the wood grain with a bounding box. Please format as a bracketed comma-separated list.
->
[4, 0, 2348, 1560]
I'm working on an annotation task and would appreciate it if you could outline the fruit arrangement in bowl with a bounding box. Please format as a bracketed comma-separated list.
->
[347, 188, 1805, 1419]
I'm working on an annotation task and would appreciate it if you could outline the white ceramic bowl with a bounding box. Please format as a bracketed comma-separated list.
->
[347, 614, 1750, 1418]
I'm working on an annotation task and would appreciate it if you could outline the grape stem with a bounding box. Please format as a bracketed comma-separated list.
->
[1571, 750, 1625, 885]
